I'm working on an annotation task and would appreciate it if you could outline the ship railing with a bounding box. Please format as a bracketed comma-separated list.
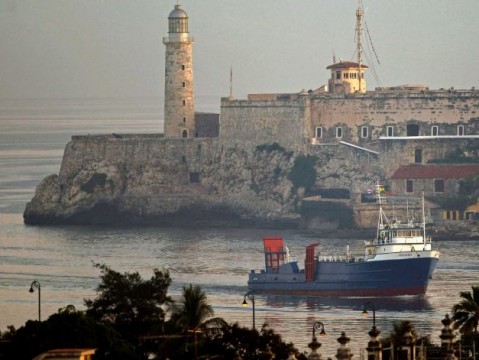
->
[320, 255, 363, 263]
[373, 237, 426, 246]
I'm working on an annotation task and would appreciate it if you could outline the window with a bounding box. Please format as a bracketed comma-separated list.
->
[182, 82, 186, 88]
[406, 180, 414, 193]
[344, 73, 349, 79]
[183, 99, 186, 106]
[169, 18, 188, 33]
[457, 125, 464, 136]
[431, 126, 439, 136]
[182, 129, 188, 138]
[183, 116, 186, 123]
[407, 124, 419, 136]
[414, 149, 422, 164]
[189, 172, 200, 183]
[181, 64, 185, 70]
[361, 126, 368, 138]
[387, 126, 394, 137]
[336, 71, 341, 80]
[434, 179, 444, 193]
[336, 127, 343, 138]
[315, 127, 323, 138]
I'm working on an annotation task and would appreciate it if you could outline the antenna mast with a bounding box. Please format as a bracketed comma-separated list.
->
[356, 0, 364, 92]
[229, 66, 233, 100]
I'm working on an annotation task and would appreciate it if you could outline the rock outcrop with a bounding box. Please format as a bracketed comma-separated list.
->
[24, 133, 479, 239]
[24, 135, 307, 227]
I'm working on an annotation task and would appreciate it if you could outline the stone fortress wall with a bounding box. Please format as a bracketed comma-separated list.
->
[220, 89, 479, 151]
[23, 3, 479, 235]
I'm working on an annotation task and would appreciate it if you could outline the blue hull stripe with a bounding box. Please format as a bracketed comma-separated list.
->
[248, 257, 438, 297]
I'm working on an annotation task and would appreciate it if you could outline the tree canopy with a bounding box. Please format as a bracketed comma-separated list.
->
[84, 263, 172, 343]
[452, 285, 479, 335]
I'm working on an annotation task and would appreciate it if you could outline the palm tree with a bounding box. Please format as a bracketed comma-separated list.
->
[168, 284, 226, 359]
[451, 285, 479, 360]
[170, 284, 225, 330]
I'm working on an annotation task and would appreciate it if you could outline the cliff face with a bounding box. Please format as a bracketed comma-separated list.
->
[24, 135, 302, 227]
[26, 133, 478, 237]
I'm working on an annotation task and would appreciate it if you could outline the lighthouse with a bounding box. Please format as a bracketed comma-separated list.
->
[163, 4, 195, 138]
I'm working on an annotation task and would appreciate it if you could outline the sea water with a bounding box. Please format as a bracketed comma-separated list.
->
[0, 98, 478, 356]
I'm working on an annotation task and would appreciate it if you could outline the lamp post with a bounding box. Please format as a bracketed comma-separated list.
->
[362, 301, 376, 328]
[242, 291, 256, 330]
[29, 280, 41, 321]
[313, 321, 326, 338]
[60, 304, 76, 313]
[362, 301, 383, 360]
[308, 321, 326, 360]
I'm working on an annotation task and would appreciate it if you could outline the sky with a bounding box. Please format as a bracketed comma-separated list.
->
[1, 0, 478, 109]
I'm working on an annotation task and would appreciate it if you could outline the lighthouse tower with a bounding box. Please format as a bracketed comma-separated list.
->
[163, 4, 195, 138]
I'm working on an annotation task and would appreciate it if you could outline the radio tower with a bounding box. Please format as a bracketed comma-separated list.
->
[356, 0, 364, 93]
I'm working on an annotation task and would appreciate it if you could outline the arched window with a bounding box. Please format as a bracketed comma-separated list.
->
[336, 127, 343, 138]
[415, 149, 422, 164]
[457, 125, 464, 136]
[315, 127, 323, 138]
[387, 126, 394, 137]
[182, 130, 188, 138]
[361, 126, 368, 138]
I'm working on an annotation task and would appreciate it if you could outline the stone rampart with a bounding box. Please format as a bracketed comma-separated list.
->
[311, 89, 479, 142]
[220, 89, 479, 147]
[220, 95, 310, 151]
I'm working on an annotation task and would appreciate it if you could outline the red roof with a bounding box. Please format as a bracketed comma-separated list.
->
[326, 61, 369, 70]
[391, 164, 479, 179]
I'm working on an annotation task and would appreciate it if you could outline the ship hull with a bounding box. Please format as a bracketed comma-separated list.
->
[248, 256, 439, 297]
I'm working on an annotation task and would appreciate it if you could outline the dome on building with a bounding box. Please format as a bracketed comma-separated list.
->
[169, 5, 188, 19]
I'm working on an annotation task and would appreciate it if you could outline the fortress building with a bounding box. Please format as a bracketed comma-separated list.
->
[163, 4, 195, 138]
[219, 0, 479, 158]
[22, 3, 479, 231]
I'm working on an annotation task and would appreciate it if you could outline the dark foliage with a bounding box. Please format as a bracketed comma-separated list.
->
[255, 142, 291, 156]
[288, 155, 317, 192]
[0, 312, 135, 360]
[84, 264, 172, 345]
[428, 148, 479, 164]
[452, 285, 479, 338]
[200, 322, 306, 360]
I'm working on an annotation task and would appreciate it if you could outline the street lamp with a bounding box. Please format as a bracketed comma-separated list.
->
[242, 291, 256, 330]
[313, 321, 326, 338]
[308, 321, 326, 360]
[362, 301, 376, 328]
[29, 280, 41, 321]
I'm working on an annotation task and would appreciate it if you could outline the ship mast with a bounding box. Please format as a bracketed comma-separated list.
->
[422, 192, 427, 244]
[356, 0, 364, 92]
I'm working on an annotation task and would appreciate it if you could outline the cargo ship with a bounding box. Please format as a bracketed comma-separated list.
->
[247, 186, 440, 297]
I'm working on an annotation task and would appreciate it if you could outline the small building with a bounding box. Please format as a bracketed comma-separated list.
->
[326, 61, 368, 94]
[32, 348, 96, 360]
[390, 164, 479, 197]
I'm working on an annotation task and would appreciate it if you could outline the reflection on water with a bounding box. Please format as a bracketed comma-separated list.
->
[0, 213, 476, 356]
[264, 294, 433, 313]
